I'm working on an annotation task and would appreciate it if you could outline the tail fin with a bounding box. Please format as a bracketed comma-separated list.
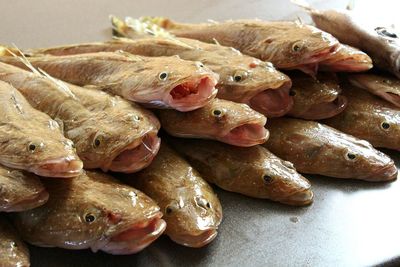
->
[110, 15, 130, 38]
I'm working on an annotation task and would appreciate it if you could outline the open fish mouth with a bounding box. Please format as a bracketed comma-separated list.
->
[32, 157, 83, 178]
[382, 92, 400, 107]
[221, 123, 269, 147]
[166, 76, 218, 112]
[108, 132, 161, 173]
[297, 95, 348, 120]
[169, 228, 218, 248]
[2, 188, 49, 212]
[307, 44, 339, 64]
[99, 213, 166, 255]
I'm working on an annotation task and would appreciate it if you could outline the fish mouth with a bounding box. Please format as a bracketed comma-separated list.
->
[381, 92, 400, 107]
[169, 228, 218, 248]
[320, 60, 373, 72]
[108, 132, 161, 173]
[99, 213, 166, 255]
[166, 76, 218, 112]
[32, 157, 83, 178]
[294, 95, 348, 120]
[282, 189, 314, 206]
[220, 123, 269, 147]
[307, 45, 339, 64]
[249, 83, 294, 117]
[1, 188, 49, 212]
[365, 162, 398, 182]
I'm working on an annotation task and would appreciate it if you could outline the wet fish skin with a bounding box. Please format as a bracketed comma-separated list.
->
[0, 165, 48, 212]
[287, 72, 347, 120]
[264, 117, 397, 181]
[0, 218, 30, 267]
[169, 138, 313, 206]
[13, 170, 166, 255]
[324, 83, 400, 151]
[159, 98, 268, 147]
[128, 144, 222, 248]
[0, 80, 82, 178]
[0, 52, 219, 112]
[0, 63, 160, 173]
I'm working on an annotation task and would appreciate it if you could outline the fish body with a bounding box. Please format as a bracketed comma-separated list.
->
[324, 84, 400, 151]
[0, 80, 82, 177]
[13, 170, 166, 255]
[287, 72, 347, 120]
[0, 63, 160, 173]
[159, 98, 268, 147]
[129, 144, 222, 248]
[264, 118, 397, 181]
[0, 52, 219, 112]
[169, 138, 313, 206]
[0, 218, 30, 267]
[0, 165, 48, 212]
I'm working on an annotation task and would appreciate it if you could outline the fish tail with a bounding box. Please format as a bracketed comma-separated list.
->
[110, 15, 129, 37]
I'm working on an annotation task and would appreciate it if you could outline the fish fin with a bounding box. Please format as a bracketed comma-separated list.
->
[0, 45, 20, 56]
[207, 19, 219, 25]
[110, 15, 132, 38]
[291, 0, 317, 13]
[212, 38, 221, 46]
[37, 68, 78, 100]
[346, 0, 355, 10]
[83, 82, 120, 92]
[54, 117, 65, 134]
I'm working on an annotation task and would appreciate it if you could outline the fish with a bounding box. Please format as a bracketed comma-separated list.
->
[347, 73, 400, 108]
[319, 44, 373, 72]
[0, 62, 160, 173]
[324, 83, 400, 151]
[287, 72, 347, 120]
[158, 98, 268, 147]
[13, 170, 166, 255]
[168, 138, 313, 206]
[264, 117, 397, 181]
[0, 165, 48, 212]
[31, 17, 294, 118]
[0, 218, 30, 267]
[137, 16, 339, 76]
[127, 144, 222, 248]
[0, 80, 82, 178]
[0, 51, 219, 112]
[295, 0, 400, 78]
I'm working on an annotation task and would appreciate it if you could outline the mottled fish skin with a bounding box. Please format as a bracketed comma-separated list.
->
[0, 80, 82, 178]
[348, 73, 400, 108]
[128, 144, 222, 248]
[264, 118, 397, 181]
[0, 52, 219, 112]
[169, 138, 313, 206]
[319, 44, 373, 72]
[287, 72, 347, 120]
[0, 165, 48, 212]
[159, 98, 268, 147]
[324, 83, 400, 151]
[0, 218, 30, 267]
[140, 17, 339, 75]
[0, 63, 160, 173]
[13, 170, 166, 255]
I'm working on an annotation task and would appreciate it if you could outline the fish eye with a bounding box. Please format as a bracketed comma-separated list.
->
[84, 213, 96, 223]
[289, 90, 296, 96]
[158, 72, 168, 81]
[28, 143, 37, 152]
[196, 62, 204, 68]
[346, 153, 357, 160]
[133, 115, 142, 122]
[263, 174, 274, 184]
[195, 196, 211, 209]
[211, 109, 223, 117]
[381, 122, 390, 130]
[233, 70, 248, 82]
[93, 134, 104, 148]
[27, 142, 42, 153]
[165, 201, 180, 215]
[292, 42, 303, 52]
[11, 242, 17, 248]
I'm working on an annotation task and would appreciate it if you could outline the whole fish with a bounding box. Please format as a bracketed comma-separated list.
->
[264, 118, 397, 181]
[324, 84, 400, 151]
[13, 170, 166, 255]
[159, 98, 268, 147]
[169, 138, 313, 206]
[0, 62, 160, 173]
[319, 44, 373, 72]
[287, 72, 347, 120]
[128, 144, 222, 248]
[0, 51, 219, 112]
[0, 165, 48, 212]
[0, 80, 82, 177]
[348, 73, 400, 108]
[296, 1, 400, 78]
[0, 218, 30, 267]
[137, 16, 339, 76]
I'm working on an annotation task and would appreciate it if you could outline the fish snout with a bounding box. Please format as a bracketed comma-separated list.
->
[169, 228, 218, 248]
[282, 189, 314, 206]
[368, 162, 398, 182]
[34, 157, 83, 178]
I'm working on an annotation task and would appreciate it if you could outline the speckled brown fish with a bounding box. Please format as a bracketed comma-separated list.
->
[127, 144, 222, 248]
[169, 138, 313, 206]
[0, 165, 48, 212]
[0, 62, 160, 173]
[159, 98, 268, 147]
[348, 73, 400, 108]
[0, 218, 30, 267]
[13, 171, 166, 255]
[287, 72, 347, 120]
[0, 80, 82, 178]
[264, 118, 397, 181]
[324, 83, 400, 151]
[0, 51, 219, 112]
[138, 16, 339, 76]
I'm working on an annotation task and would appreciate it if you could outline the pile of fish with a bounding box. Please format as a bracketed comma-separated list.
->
[1, 2, 400, 265]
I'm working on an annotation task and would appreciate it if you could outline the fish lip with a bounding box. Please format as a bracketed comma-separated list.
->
[31, 157, 83, 178]
[367, 163, 398, 182]
[169, 228, 218, 248]
[295, 95, 348, 120]
[1, 188, 49, 212]
[282, 189, 314, 206]
[219, 122, 269, 147]
[304, 43, 339, 65]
